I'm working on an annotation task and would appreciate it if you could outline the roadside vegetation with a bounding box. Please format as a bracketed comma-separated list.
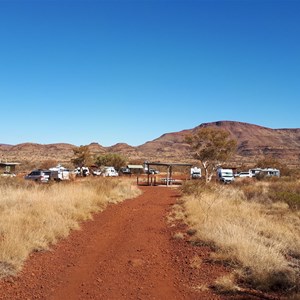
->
[176, 177, 300, 296]
[0, 177, 141, 278]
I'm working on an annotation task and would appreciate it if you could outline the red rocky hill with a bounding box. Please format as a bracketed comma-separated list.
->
[1, 121, 299, 169]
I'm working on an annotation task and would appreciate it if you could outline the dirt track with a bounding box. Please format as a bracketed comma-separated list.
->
[0, 186, 243, 299]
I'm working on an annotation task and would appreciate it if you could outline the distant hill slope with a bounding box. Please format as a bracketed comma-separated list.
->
[202, 121, 300, 164]
[139, 121, 300, 166]
[1, 121, 299, 168]
[138, 121, 300, 166]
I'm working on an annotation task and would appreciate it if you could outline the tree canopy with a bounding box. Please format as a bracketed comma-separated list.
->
[186, 127, 237, 182]
[71, 145, 92, 167]
[95, 153, 126, 170]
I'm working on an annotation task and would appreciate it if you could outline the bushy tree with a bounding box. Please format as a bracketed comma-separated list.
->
[95, 153, 126, 170]
[186, 127, 237, 182]
[71, 145, 92, 167]
[39, 159, 58, 170]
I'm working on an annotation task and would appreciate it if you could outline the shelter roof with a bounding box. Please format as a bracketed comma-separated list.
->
[145, 162, 193, 167]
[127, 164, 144, 169]
[0, 162, 20, 166]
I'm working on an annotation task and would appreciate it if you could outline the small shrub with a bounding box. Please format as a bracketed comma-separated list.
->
[213, 274, 239, 293]
[173, 232, 185, 240]
[179, 180, 216, 196]
[270, 191, 300, 210]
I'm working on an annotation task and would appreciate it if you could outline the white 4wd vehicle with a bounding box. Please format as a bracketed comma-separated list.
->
[102, 167, 119, 177]
[236, 171, 252, 178]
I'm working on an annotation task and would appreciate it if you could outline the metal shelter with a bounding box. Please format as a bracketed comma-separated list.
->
[0, 162, 20, 173]
[144, 162, 193, 186]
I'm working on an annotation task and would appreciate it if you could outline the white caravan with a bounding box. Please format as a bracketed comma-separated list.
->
[49, 164, 70, 181]
[249, 168, 280, 178]
[190, 167, 201, 179]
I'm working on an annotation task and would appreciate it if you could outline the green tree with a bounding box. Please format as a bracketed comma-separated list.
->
[95, 153, 126, 171]
[71, 145, 92, 167]
[186, 127, 237, 182]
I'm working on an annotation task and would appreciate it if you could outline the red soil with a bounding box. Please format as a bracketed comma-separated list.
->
[0, 186, 279, 299]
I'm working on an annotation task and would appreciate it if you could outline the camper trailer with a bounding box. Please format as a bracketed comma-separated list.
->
[190, 167, 201, 179]
[49, 165, 70, 181]
[249, 168, 280, 178]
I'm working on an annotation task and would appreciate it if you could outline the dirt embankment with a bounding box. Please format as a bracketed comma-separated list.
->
[0, 186, 275, 299]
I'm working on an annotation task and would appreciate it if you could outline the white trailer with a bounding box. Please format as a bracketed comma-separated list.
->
[49, 165, 70, 181]
[190, 167, 201, 179]
[249, 168, 280, 177]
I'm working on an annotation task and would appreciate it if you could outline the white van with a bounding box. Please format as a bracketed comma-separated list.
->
[217, 168, 234, 183]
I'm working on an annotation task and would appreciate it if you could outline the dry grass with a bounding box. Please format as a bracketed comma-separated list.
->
[213, 274, 239, 293]
[0, 177, 141, 278]
[172, 232, 185, 240]
[179, 179, 300, 293]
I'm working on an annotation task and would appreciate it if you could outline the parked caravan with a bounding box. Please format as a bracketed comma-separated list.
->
[49, 164, 70, 181]
[190, 167, 201, 179]
[249, 168, 280, 178]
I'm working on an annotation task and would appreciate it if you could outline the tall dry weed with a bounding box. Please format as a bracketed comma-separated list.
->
[180, 180, 300, 292]
[0, 177, 140, 278]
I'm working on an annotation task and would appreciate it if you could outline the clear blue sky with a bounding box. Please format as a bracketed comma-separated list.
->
[0, 0, 299, 146]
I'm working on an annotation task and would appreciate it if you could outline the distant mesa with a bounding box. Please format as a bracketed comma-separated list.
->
[1, 120, 300, 168]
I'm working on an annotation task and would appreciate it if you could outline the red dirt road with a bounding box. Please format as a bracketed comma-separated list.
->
[0, 186, 241, 299]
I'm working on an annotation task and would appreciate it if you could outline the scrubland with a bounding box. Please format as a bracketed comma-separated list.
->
[177, 177, 300, 295]
[0, 177, 141, 278]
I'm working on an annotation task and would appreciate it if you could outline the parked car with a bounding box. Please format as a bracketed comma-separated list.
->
[119, 167, 131, 175]
[91, 169, 102, 176]
[236, 171, 252, 178]
[24, 170, 51, 183]
[102, 166, 119, 177]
